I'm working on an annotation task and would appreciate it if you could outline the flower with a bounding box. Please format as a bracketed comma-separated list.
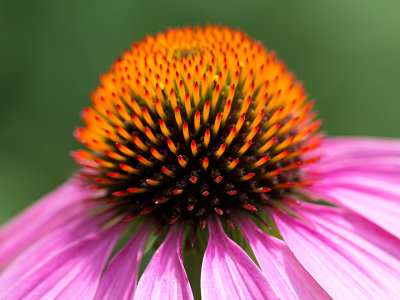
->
[1, 25, 399, 299]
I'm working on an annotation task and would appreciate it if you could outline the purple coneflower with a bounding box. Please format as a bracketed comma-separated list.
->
[1, 25, 399, 299]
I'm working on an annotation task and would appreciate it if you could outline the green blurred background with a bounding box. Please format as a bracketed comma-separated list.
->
[1, 0, 399, 225]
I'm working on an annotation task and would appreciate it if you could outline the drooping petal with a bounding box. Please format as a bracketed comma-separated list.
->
[295, 204, 400, 293]
[0, 213, 109, 291]
[305, 137, 400, 239]
[235, 215, 330, 300]
[308, 137, 400, 161]
[201, 217, 277, 300]
[0, 178, 100, 269]
[95, 222, 151, 300]
[305, 137, 400, 176]
[133, 225, 193, 300]
[1, 224, 124, 299]
[273, 204, 400, 299]
[308, 156, 400, 176]
[309, 175, 400, 239]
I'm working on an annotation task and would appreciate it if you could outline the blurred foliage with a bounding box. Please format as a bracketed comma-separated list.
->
[1, 0, 399, 224]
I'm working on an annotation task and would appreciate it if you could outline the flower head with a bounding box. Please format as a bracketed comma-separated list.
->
[1, 25, 399, 299]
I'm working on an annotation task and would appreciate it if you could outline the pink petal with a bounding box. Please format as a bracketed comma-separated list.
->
[296, 204, 400, 292]
[309, 175, 400, 239]
[1, 224, 124, 299]
[0, 213, 109, 291]
[308, 137, 400, 161]
[0, 178, 100, 269]
[201, 217, 277, 300]
[307, 158, 400, 178]
[133, 225, 193, 300]
[235, 215, 330, 300]
[304, 137, 400, 239]
[305, 137, 400, 176]
[273, 204, 400, 298]
[95, 222, 151, 300]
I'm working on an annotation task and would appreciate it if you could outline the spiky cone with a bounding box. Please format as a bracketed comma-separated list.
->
[73, 25, 322, 231]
